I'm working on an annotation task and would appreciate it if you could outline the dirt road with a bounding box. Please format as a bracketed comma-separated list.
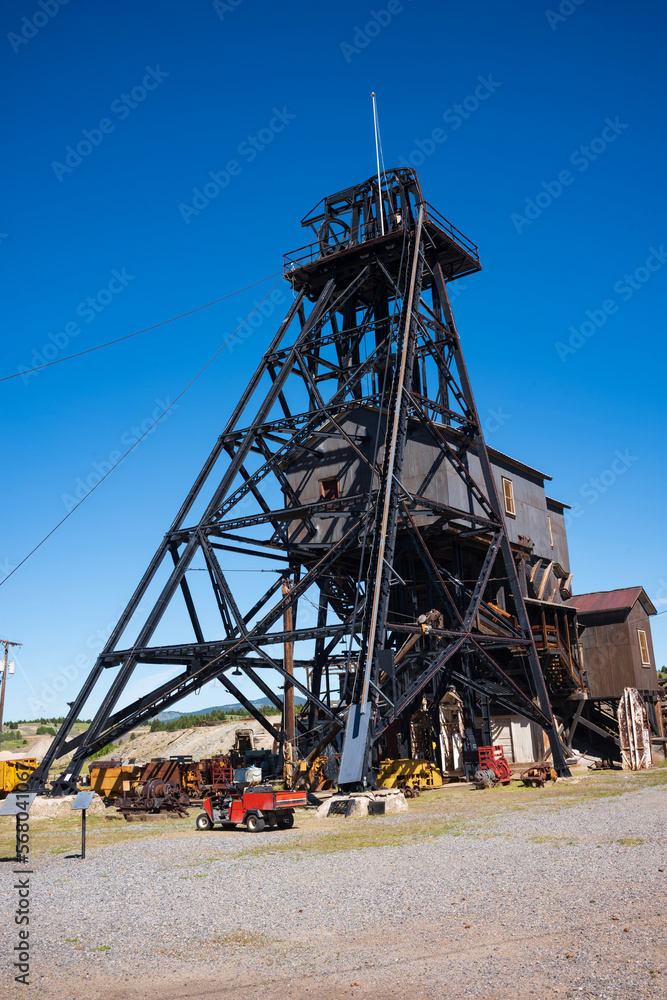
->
[1, 769, 665, 1000]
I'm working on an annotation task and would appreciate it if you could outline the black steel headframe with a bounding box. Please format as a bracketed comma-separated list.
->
[30, 168, 569, 795]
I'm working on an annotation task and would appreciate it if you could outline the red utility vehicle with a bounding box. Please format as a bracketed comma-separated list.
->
[196, 785, 307, 833]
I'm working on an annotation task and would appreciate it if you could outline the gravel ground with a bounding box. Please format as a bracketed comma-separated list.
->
[0, 776, 665, 1000]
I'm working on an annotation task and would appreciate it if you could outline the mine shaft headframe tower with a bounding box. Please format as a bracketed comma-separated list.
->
[30, 167, 568, 797]
[288, 168, 569, 785]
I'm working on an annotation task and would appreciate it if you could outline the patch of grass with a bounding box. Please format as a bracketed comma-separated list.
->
[231, 815, 470, 860]
[0, 810, 196, 859]
[0, 738, 29, 750]
[90, 945, 111, 952]
[64, 938, 79, 943]
[638, 768, 667, 785]
[614, 837, 646, 846]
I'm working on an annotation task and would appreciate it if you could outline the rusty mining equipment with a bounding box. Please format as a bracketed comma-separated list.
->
[90, 753, 240, 817]
[30, 166, 581, 798]
[114, 759, 191, 820]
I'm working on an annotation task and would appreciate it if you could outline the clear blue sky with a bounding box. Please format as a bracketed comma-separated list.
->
[1, 0, 666, 722]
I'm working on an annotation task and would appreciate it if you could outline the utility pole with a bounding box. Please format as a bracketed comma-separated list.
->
[0, 639, 22, 739]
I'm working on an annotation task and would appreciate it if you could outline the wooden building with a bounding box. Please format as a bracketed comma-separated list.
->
[564, 587, 659, 697]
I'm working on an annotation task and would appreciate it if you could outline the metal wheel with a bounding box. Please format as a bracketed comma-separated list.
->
[245, 813, 265, 833]
[196, 812, 213, 831]
[318, 218, 350, 256]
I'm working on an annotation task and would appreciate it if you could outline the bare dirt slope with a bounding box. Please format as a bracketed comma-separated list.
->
[0, 736, 52, 761]
[9, 718, 281, 766]
[92, 717, 280, 762]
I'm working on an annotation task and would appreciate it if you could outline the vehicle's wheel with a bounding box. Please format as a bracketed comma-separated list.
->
[196, 812, 213, 831]
[245, 813, 265, 833]
[277, 812, 294, 829]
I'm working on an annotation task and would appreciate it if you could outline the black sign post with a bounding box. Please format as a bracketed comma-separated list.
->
[71, 791, 95, 859]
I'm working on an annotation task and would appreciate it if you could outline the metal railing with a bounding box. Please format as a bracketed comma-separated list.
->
[421, 202, 480, 263]
[284, 210, 405, 272]
[284, 203, 479, 273]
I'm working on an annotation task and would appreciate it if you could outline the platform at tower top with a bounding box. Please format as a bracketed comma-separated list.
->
[283, 166, 482, 299]
[284, 201, 481, 300]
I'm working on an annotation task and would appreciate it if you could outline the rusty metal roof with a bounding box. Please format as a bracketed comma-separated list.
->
[564, 587, 657, 616]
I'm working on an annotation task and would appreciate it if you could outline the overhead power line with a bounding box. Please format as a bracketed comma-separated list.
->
[0, 269, 283, 383]
[0, 276, 284, 589]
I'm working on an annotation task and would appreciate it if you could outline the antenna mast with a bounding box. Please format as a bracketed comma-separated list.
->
[371, 92, 385, 236]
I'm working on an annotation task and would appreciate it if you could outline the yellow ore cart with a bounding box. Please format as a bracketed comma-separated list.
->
[376, 758, 444, 793]
[89, 761, 143, 803]
[0, 758, 38, 797]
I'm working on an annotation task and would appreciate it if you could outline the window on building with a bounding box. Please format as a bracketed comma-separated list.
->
[547, 515, 555, 549]
[501, 477, 515, 517]
[319, 476, 340, 501]
[638, 629, 651, 666]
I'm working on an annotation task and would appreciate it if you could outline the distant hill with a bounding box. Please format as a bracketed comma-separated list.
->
[156, 697, 305, 723]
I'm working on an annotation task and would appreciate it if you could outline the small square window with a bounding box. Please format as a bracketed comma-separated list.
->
[501, 477, 515, 517]
[319, 476, 340, 501]
[547, 515, 554, 549]
[637, 629, 650, 666]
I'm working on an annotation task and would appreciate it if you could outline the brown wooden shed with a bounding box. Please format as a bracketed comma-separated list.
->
[564, 588, 659, 700]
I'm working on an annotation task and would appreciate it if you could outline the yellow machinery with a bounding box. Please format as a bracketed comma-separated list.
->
[0, 758, 37, 797]
[88, 761, 143, 803]
[376, 758, 444, 793]
[293, 755, 335, 792]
